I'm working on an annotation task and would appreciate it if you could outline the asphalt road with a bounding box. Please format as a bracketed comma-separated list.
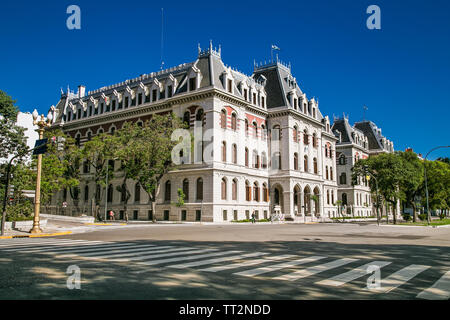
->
[1, 222, 449, 300]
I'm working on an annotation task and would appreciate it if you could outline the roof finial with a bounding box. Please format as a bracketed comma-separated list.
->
[209, 39, 213, 51]
[198, 43, 201, 54]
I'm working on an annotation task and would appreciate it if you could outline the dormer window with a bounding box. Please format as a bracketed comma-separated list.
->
[261, 96, 265, 108]
[253, 93, 257, 104]
[111, 100, 116, 111]
[138, 93, 142, 105]
[167, 85, 173, 98]
[100, 103, 104, 114]
[124, 96, 129, 108]
[152, 89, 157, 102]
[244, 89, 248, 101]
[294, 98, 298, 110]
[227, 79, 232, 93]
[189, 77, 196, 91]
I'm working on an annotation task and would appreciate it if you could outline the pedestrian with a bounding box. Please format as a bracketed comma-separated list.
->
[109, 210, 115, 221]
[125, 210, 129, 223]
[251, 212, 255, 224]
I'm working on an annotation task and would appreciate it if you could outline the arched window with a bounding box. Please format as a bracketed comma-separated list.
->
[164, 180, 171, 201]
[304, 155, 309, 172]
[293, 126, 298, 142]
[221, 178, 227, 200]
[331, 191, 335, 204]
[232, 179, 238, 200]
[196, 178, 203, 201]
[263, 183, 269, 202]
[222, 141, 227, 162]
[330, 167, 333, 180]
[272, 152, 281, 170]
[294, 153, 298, 170]
[87, 132, 92, 141]
[325, 145, 329, 158]
[253, 182, 260, 202]
[340, 173, 347, 185]
[313, 133, 317, 147]
[253, 122, 258, 138]
[253, 150, 259, 168]
[231, 113, 237, 130]
[261, 152, 267, 169]
[135, 183, 140, 203]
[75, 134, 81, 147]
[342, 193, 348, 206]
[245, 148, 249, 167]
[313, 158, 318, 174]
[261, 124, 266, 140]
[183, 178, 189, 201]
[196, 109, 205, 127]
[232, 144, 237, 164]
[245, 119, 249, 136]
[110, 127, 115, 135]
[327, 190, 330, 205]
[303, 129, 309, 145]
[326, 166, 329, 179]
[339, 155, 346, 165]
[245, 181, 251, 201]
[183, 111, 190, 127]
[221, 109, 227, 129]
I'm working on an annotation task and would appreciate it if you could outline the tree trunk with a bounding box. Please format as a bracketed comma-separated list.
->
[392, 200, 397, 225]
[412, 202, 417, 223]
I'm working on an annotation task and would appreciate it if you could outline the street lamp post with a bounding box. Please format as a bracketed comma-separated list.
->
[364, 166, 380, 226]
[30, 110, 52, 234]
[423, 146, 450, 225]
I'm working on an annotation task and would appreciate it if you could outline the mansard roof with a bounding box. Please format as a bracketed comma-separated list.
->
[354, 120, 393, 152]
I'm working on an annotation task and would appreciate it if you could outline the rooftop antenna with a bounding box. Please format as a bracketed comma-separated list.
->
[160, 8, 164, 70]
[363, 105, 368, 121]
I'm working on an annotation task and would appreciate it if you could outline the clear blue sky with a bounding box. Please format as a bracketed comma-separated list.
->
[1, 0, 449, 159]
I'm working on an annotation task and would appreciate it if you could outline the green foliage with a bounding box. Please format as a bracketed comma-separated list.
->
[6, 200, 33, 221]
[0, 90, 28, 160]
[402, 214, 412, 222]
[418, 213, 427, 221]
[175, 188, 185, 207]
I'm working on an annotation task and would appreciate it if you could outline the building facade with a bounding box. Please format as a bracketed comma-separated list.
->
[45, 43, 340, 222]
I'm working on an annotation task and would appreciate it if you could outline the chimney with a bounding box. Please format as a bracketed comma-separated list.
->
[78, 85, 86, 98]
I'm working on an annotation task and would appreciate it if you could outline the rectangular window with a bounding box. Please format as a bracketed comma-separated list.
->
[253, 93, 257, 104]
[245, 210, 250, 220]
[138, 93, 143, 105]
[223, 210, 227, 221]
[228, 79, 232, 93]
[233, 210, 238, 221]
[164, 210, 170, 221]
[195, 210, 201, 221]
[133, 210, 138, 220]
[254, 210, 259, 220]
[124, 97, 129, 108]
[112, 100, 116, 111]
[264, 210, 268, 219]
[181, 210, 187, 221]
[94, 107, 98, 115]
[261, 96, 265, 108]
[167, 85, 173, 98]
[145, 95, 150, 103]
[148, 210, 153, 221]
[152, 89, 157, 102]
[244, 89, 248, 101]
[189, 78, 196, 91]
[100, 103, 104, 114]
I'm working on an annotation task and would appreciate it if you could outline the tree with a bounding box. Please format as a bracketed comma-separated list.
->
[398, 151, 424, 222]
[423, 159, 450, 213]
[353, 153, 404, 224]
[126, 113, 184, 222]
[0, 90, 28, 161]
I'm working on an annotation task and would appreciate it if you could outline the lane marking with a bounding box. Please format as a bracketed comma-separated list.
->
[234, 256, 326, 277]
[317, 261, 391, 286]
[273, 258, 358, 281]
[416, 271, 450, 300]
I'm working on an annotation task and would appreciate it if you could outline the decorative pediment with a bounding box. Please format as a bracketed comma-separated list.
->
[113, 89, 123, 103]
[125, 85, 136, 99]
[78, 99, 87, 110]
[69, 101, 76, 112]
[101, 93, 110, 105]
[139, 82, 150, 96]
[89, 96, 99, 109]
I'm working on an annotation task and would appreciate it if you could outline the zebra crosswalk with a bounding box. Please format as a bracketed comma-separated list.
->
[0, 237, 448, 299]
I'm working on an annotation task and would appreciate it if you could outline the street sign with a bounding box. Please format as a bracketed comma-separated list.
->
[33, 139, 48, 155]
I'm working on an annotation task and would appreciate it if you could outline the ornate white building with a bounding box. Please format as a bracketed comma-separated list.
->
[45, 43, 339, 222]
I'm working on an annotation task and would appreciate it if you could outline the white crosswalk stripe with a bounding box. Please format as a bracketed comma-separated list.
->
[416, 271, 450, 300]
[134, 250, 242, 266]
[58, 244, 158, 257]
[7, 242, 141, 254]
[111, 248, 222, 263]
[274, 258, 358, 281]
[169, 252, 268, 269]
[80, 246, 195, 260]
[316, 261, 391, 287]
[1, 241, 108, 252]
[234, 256, 326, 278]
[200, 254, 296, 273]
[372, 264, 431, 293]
[0, 239, 101, 249]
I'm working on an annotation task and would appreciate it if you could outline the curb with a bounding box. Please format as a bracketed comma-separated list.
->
[0, 231, 72, 239]
[84, 223, 127, 226]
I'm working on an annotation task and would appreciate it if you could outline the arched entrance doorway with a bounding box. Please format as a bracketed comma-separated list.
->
[293, 185, 302, 215]
[304, 186, 311, 216]
[313, 187, 321, 216]
[271, 184, 284, 214]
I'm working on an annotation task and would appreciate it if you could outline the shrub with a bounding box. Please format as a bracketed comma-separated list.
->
[6, 201, 34, 221]
[402, 214, 411, 222]
[418, 213, 428, 221]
